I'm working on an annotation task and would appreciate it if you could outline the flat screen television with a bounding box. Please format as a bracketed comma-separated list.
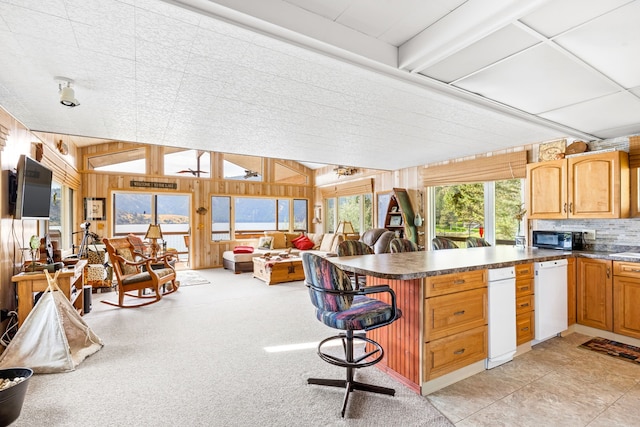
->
[13, 155, 53, 220]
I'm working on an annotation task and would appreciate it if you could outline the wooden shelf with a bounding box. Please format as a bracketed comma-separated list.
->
[383, 188, 417, 243]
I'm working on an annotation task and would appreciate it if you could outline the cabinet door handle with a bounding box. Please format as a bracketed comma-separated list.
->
[563, 203, 567, 213]
[569, 202, 573, 214]
[521, 327, 529, 332]
[453, 279, 465, 285]
[453, 348, 465, 355]
[631, 269, 640, 272]
[607, 266, 610, 279]
[520, 286, 529, 291]
[519, 303, 529, 308]
[453, 310, 466, 316]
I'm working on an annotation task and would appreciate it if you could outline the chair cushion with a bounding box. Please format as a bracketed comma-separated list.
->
[121, 271, 152, 285]
[284, 232, 302, 248]
[315, 295, 395, 330]
[319, 234, 335, 252]
[115, 248, 138, 275]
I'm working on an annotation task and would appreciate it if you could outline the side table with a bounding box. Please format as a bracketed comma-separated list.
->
[11, 260, 87, 327]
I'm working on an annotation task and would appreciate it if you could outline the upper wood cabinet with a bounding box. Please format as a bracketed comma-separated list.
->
[526, 150, 629, 219]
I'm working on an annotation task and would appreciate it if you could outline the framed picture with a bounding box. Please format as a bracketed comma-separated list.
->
[84, 197, 106, 221]
[389, 216, 402, 226]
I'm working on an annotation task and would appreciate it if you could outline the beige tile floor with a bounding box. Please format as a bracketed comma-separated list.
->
[427, 333, 640, 426]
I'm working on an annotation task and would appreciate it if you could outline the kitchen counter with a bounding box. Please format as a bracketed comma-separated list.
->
[331, 246, 571, 279]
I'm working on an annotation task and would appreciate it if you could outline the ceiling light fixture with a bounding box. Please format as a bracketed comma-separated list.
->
[334, 166, 357, 177]
[54, 76, 80, 107]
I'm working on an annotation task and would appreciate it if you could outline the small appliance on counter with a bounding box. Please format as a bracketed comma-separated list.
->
[531, 230, 584, 250]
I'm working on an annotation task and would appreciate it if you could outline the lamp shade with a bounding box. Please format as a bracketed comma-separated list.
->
[336, 221, 355, 234]
[145, 224, 163, 240]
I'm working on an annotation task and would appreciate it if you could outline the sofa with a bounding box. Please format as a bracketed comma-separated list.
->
[222, 231, 344, 274]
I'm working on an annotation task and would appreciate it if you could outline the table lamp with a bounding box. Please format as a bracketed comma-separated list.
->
[336, 221, 355, 236]
[145, 224, 163, 258]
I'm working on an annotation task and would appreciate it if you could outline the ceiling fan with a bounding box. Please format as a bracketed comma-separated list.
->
[177, 168, 208, 176]
[244, 170, 259, 179]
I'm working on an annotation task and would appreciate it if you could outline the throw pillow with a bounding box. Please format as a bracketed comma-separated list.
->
[264, 231, 286, 249]
[284, 232, 302, 248]
[292, 235, 314, 250]
[233, 245, 255, 254]
[319, 234, 335, 252]
[306, 233, 324, 249]
[257, 236, 273, 250]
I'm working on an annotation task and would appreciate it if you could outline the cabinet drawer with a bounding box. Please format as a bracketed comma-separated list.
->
[515, 294, 534, 315]
[424, 326, 487, 381]
[424, 288, 487, 341]
[613, 261, 640, 278]
[424, 269, 487, 297]
[515, 263, 534, 279]
[516, 311, 534, 345]
[515, 278, 534, 296]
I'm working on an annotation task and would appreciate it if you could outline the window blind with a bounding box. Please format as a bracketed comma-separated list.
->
[421, 151, 527, 187]
[319, 178, 373, 198]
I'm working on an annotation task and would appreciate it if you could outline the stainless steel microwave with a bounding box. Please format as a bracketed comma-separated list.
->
[532, 231, 583, 250]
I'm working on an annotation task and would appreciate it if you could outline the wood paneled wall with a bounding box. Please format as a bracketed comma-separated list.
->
[79, 143, 315, 269]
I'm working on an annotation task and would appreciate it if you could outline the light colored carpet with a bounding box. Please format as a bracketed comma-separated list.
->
[13, 269, 452, 426]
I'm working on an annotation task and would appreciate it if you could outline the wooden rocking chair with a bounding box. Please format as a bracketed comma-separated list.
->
[102, 237, 179, 308]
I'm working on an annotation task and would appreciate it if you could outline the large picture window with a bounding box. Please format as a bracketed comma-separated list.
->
[433, 178, 524, 247]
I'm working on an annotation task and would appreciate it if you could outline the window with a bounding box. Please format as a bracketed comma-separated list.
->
[223, 154, 262, 180]
[113, 192, 191, 252]
[211, 196, 231, 241]
[377, 193, 391, 228]
[213, 196, 308, 240]
[164, 149, 210, 178]
[324, 194, 372, 234]
[433, 178, 524, 247]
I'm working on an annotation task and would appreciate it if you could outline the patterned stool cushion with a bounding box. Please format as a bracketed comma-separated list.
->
[315, 295, 395, 330]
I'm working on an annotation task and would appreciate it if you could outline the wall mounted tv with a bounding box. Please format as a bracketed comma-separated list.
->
[12, 155, 53, 220]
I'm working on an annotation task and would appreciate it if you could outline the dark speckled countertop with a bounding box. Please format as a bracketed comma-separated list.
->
[330, 246, 640, 280]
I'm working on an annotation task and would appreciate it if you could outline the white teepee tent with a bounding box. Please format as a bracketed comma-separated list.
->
[0, 270, 103, 373]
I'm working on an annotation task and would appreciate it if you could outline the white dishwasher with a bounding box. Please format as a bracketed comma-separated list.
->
[533, 259, 568, 344]
[486, 266, 516, 369]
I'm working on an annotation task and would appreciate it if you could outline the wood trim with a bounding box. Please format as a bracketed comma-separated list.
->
[628, 135, 640, 168]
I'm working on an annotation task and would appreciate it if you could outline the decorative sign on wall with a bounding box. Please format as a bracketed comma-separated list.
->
[130, 181, 177, 189]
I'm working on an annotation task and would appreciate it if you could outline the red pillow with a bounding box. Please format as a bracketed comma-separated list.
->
[233, 245, 255, 254]
[292, 235, 314, 250]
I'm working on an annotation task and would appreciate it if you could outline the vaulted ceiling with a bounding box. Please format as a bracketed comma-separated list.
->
[1, 0, 639, 171]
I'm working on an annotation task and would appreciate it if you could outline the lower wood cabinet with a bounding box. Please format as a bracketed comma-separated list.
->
[577, 258, 613, 331]
[424, 326, 487, 380]
[613, 261, 640, 339]
[423, 270, 487, 382]
[515, 263, 534, 345]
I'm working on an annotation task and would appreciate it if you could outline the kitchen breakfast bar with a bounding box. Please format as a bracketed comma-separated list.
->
[330, 246, 571, 395]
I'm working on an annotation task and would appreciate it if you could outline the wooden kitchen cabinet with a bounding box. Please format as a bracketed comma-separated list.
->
[423, 270, 487, 381]
[613, 261, 640, 339]
[515, 263, 535, 345]
[577, 258, 613, 331]
[567, 257, 576, 325]
[526, 150, 629, 219]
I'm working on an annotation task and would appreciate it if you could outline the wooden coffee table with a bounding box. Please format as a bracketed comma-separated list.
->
[252, 256, 305, 285]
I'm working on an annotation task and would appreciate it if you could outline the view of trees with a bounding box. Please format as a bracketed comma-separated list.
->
[435, 179, 523, 242]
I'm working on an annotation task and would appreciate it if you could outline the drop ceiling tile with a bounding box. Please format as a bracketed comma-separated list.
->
[421, 24, 540, 83]
[539, 91, 640, 136]
[134, 0, 202, 25]
[283, 0, 351, 21]
[0, 0, 67, 18]
[73, 23, 136, 60]
[66, 0, 135, 31]
[553, 1, 640, 88]
[335, 0, 423, 39]
[454, 44, 619, 114]
[134, 38, 192, 72]
[0, 3, 77, 45]
[520, 0, 632, 37]
[134, 8, 199, 48]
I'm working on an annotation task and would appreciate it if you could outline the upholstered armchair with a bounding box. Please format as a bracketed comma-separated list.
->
[360, 228, 396, 254]
[389, 238, 419, 253]
[466, 237, 491, 247]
